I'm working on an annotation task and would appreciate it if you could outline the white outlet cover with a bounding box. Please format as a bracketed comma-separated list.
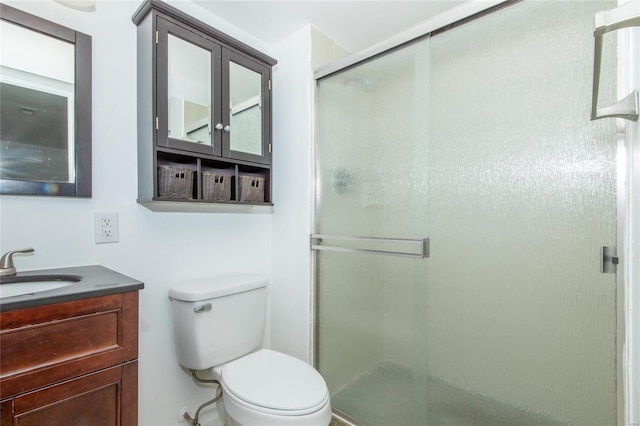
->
[95, 212, 119, 244]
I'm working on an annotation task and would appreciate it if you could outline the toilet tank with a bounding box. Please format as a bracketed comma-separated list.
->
[169, 274, 268, 371]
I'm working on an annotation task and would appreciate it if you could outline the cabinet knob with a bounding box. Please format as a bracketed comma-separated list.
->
[223, 125, 231, 132]
[215, 123, 223, 130]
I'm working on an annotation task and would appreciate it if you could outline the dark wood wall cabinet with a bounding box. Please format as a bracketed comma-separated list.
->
[0, 291, 140, 426]
[133, 0, 277, 212]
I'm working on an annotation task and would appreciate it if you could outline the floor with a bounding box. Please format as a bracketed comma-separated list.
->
[330, 416, 351, 426]
[329, 363, 568, 426]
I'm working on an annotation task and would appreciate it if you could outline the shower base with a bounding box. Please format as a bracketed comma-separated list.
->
[330, 363, 567, 426]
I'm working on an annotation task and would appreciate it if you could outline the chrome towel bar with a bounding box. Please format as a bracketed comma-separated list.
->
[310, 234, 429, 259]
[591, 1, 640, 121]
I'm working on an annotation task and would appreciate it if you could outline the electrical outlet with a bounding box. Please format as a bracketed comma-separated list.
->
[95, 213, 119, 244]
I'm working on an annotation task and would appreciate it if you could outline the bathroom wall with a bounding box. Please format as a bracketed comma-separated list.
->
[0, 1, 277, 425]
[269, 25, 313, 362]
[270, 25, 348, 362]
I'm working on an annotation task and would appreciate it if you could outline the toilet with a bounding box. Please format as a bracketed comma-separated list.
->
[169, 274, 332, 426]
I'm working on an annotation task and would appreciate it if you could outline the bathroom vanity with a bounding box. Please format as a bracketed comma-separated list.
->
[0, 266, 143, 425]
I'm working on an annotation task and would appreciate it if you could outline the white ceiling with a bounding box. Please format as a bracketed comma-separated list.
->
[192, 1, 466, 53]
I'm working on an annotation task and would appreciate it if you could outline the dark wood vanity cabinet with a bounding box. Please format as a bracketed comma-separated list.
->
[133, 0, 277, 210]
[0, 292, 139, 426]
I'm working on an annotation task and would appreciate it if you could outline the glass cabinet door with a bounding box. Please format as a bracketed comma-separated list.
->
[156, 17, 221, 156]
[222, 50, 270, 164]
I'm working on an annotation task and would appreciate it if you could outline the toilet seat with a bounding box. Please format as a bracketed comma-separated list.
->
[220, 349, 329, 416]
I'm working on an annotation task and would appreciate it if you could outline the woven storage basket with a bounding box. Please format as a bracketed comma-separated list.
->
[158, 165, 194, 199]
[202, 170, 232, 201]
[239, 175, 265, 202]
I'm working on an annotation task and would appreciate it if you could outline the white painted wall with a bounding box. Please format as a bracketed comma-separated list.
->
[0, 2, 277, 425]
[269, 26, 314, 362]
[269, 25, 350, 364]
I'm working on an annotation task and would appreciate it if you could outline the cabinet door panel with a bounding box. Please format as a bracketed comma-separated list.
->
[10, 365, 122, 426]
[156, 17, 222, 156]
[222, 50, 271, 165]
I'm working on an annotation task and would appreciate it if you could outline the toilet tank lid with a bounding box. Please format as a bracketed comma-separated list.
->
[169, 274, 268, 301]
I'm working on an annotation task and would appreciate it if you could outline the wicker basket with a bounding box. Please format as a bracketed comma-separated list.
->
[239, 175, 265, 203]
[158, 165, 194, 199]
[202, 170, 232, 201]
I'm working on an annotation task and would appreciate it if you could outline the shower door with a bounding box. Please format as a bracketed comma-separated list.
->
[314, 37, 432, 426]
[313, 1, 618, 425]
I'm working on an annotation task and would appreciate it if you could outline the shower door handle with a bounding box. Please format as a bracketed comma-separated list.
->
[591, 2, 640, 121]
[310, 234, 429, 259]
[601, 246, 619, 274]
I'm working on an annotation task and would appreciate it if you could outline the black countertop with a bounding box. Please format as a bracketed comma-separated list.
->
[0, 265, 144, 312]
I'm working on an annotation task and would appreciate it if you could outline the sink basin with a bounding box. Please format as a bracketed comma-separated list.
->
[0, 274, 82, 298]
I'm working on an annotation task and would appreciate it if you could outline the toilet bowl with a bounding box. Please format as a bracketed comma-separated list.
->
[168, 274, 331, 426]
[213, 349, 332, 426]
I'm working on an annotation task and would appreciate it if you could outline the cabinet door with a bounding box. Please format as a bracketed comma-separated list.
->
[222, 49, 271, 165]
[1, 362, 138, 426]
[156, 17, 222, 156]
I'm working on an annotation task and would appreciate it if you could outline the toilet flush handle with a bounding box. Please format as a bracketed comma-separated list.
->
[194, 303, 212, 313]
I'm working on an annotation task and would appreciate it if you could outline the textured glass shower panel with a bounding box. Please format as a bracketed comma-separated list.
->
[314, 40, 430, 239]
[315, 39, 431, 426]
[315, 1, 617, 425]
[316, 251, 429, 426]
[427, 1, 617, 425]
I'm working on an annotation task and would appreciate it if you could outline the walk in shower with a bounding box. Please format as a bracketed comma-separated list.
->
[313, 1, 621, 425]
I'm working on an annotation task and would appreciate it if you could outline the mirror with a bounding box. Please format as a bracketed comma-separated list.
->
[167, 34, 211, 146]
[229, 61, 262, 156]
[0, 4, 91, 197]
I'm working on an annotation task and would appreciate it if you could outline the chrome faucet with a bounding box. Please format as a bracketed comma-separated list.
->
[0, 248, 35, 277]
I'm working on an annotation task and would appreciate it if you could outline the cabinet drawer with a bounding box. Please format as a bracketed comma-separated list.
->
[0, 292, 138, 400]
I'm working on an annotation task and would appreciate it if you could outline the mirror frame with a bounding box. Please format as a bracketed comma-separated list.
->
[0, 4, 92, 197]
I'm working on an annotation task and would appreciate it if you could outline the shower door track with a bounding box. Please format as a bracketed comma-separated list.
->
[314, 0, 518, 80]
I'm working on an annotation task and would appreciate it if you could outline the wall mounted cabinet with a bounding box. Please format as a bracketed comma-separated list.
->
[133, 0, 277, 211]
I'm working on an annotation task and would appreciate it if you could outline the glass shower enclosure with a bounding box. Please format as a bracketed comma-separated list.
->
[313, 1, 618, 425]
